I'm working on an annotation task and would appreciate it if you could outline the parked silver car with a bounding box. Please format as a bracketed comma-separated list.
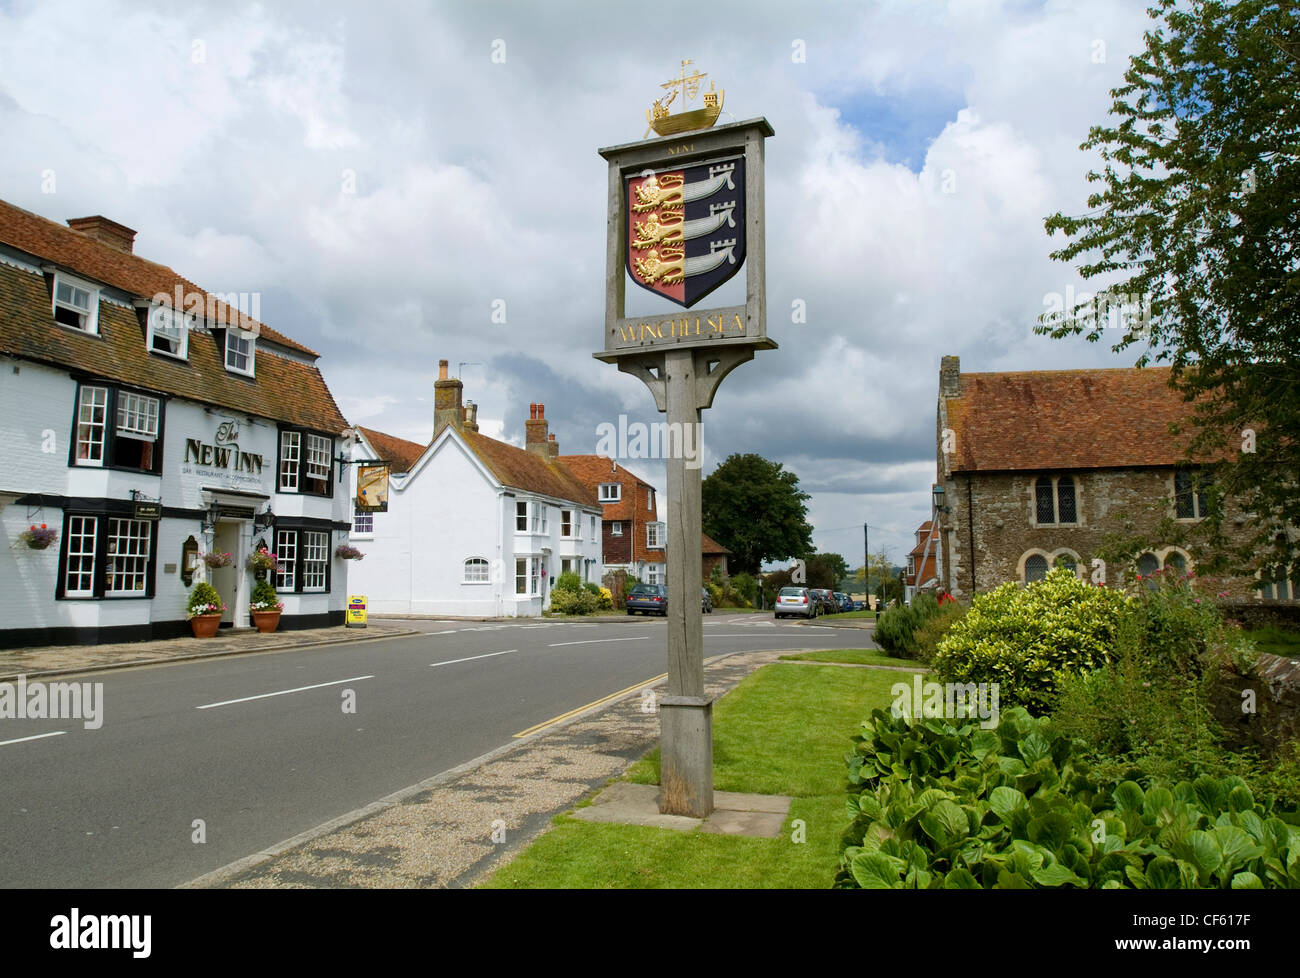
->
[774, 586, 817, 619]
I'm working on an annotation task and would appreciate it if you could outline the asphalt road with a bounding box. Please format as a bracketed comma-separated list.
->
[0, 614, 864, 888]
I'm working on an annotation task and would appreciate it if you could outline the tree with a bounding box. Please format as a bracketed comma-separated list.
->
[1039, 0, 1300, 584]
[804, 551, 849, 589]
[701, 453, 814, 575]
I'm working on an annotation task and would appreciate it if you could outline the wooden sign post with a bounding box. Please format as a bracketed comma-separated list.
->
[596, 116, 774, 817]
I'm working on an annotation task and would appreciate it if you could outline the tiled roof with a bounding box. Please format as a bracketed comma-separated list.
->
[357, 426, 426, 473]
[0, 199, 315, 355]
[0, 262, 347, 433]
[944, 367, 1217, 473]
[558, 455, 656, 521]
[701, 532, 731, 554]
[359, 424, 598, 506]
[464, 431, 598, 507]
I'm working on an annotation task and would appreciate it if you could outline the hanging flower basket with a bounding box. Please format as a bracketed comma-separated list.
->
[19, 524, 58, 550]
[199, 551, 234, 568]
[335, 544, 366, 561]
[246, 547, 281, 575]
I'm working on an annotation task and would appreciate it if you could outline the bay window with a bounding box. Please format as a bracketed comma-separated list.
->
[275, 527, 331, 593]
[278, 429, 334, 496]
[58, 514, 156, 599]
[72, 383, 163, 473]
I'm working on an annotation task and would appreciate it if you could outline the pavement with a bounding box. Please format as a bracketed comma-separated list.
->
[0, 621, 422, 683]
[183, 647, 843, 889]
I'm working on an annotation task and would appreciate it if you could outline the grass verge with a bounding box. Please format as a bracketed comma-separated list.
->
[480, 663, 918, 888]
[819, 610, 876, 621]
[778, 649, 917, 668]
[1244, 625, 1300, 659]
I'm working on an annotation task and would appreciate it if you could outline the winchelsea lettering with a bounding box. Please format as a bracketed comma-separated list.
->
[618, 312, 745, 344]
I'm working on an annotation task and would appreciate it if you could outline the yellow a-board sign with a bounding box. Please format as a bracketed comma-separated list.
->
[346, 595, 367, 628]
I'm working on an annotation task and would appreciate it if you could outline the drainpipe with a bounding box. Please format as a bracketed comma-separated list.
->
[967, 475, 976, 594]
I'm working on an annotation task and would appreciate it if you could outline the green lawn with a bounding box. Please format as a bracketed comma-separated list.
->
[778, 649, 917, 668]
[1245, 625, 1300, 659]
[818, 609, 876, 620]
[480, 663, 918, 888]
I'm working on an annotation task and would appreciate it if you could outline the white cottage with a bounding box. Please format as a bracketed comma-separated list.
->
[0, 200, 352, 648]
[346, 362, 602, 616]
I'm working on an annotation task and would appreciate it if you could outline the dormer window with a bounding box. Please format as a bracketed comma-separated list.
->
[52, 273, 99, 334]
[599, 483, 621, 502]
[146, 304, 189, 359]
[225, 329, 254, 376]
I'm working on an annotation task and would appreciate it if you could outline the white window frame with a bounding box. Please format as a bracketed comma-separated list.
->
[52, 272, 100, 334]
[532, 504, 547, 534]
[464, 557, 490, 584]
[146, 303, 189, 359]
[304, 433, 331, 482]
[590, 516, 596, 539]
[599, 483, 621, 502]
[647, 489, 653, 511]
[105, 518, 151, 595]
[516, 557, 528, 595]
[646, 564, 663, 586]
[75, 385, 109, 467]
[64, 515, 98, 596]
[275, 530, 298, 591]
[647, 522, 664, 549]
[301, 531, 328, 592]
[115, 391, 160, 441]
[516, 500, 529, 533]
[225, 329, 255, 376]
[279, 432, 301, 491]
[611, 521, 623, 536]
[561, 510, 573, 538]
[351, 507, 374, 539]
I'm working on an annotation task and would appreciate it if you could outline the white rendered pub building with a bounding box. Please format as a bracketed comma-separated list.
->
[0, 200, 352, 648]
[346, 362, 603, 616]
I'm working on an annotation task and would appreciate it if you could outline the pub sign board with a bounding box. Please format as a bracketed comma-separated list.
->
[597, 117, 775, 362]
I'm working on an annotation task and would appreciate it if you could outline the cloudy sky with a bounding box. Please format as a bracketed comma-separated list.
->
[0, 0, 1158, 567]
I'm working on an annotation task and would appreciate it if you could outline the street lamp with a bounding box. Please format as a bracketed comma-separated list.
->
[932, 483, 949, 515]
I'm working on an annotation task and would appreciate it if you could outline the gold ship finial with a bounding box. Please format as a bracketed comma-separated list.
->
[644, 59, 724, 139]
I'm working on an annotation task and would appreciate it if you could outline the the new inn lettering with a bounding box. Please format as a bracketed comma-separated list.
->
[185, 438, 264, 474]
[618, 312, 746, 346]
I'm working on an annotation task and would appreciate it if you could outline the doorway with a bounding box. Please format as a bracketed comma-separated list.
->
[210, 521, 242, 626]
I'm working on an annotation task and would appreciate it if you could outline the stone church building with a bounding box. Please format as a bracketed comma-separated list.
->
[933, 356, 1280, 601]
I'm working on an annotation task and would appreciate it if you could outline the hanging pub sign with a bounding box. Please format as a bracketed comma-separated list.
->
[596, 73, 773, 364]
[133, 501, 162, 520]
[355, 462, 390, 513]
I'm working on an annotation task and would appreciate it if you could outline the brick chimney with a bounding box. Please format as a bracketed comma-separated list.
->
[525, 403, 549, 459]
[66, 216, 137, 253]
[939, 355, 962, 399]
[434, 359, 464, 435]
[547, 433, 558, 459]
[463, 400, 479, 433]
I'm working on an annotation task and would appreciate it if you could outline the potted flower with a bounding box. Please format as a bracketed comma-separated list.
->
[335, 543, 365, 560]
[249, 579, 284, 633]
[247, 545, 280, 581]
[186, 582, 227, 638]
[19, 524, 58, 550]
[199, 551, 234, 568]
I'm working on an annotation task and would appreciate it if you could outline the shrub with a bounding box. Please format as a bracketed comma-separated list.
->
[596, 586, 614, 610]
[730, 572, 758, 607]
[555, 571, 583, 594]
[1125, 568, 1229, 677]
[705, 581, 723, 608]
[249, 579, 283, 613]
[931, 567, 1130, 711]
[549, 588, 598, 615]
[913, 602, 967, 664]
[873, 594, 943, 658]
[837, 705, 1300, 889]
[186, 582, 226, 618]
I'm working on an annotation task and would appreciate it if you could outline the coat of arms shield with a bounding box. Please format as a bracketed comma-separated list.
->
[625, 155, 746, 309]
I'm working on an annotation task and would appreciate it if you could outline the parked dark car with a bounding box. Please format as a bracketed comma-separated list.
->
[834, 592, 853, 612]
[626, 583, 668, 616]
[809, 588, 837, 614]
[702, 587, 713, 614]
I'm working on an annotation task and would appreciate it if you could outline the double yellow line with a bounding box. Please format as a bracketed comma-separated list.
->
[513, 673, 667, 738]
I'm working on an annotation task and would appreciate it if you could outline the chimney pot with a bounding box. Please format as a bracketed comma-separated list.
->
[438, 360, 449, 380]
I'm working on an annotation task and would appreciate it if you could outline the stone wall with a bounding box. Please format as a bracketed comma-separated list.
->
[938, 467, 1261, 599]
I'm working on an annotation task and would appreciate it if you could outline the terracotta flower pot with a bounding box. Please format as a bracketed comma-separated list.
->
[251, 610, 282, 634]
[190, 614, 222, 638]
